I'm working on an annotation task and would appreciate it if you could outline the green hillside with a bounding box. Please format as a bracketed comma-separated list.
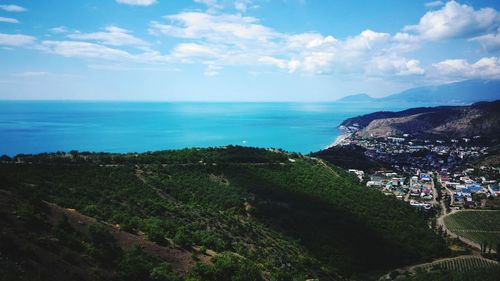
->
[0, 146, 448, 280]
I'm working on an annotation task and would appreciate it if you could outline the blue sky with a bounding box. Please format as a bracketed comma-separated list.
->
[1, 0, 500, 101]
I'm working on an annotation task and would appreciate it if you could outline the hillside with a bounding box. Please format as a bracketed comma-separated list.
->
[310, 144, 387, 172]
[337, 79, 500, 106]
[0, 146, 448, 280]
[340, 101, 500, 143]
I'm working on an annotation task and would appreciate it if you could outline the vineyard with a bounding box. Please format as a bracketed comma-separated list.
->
[444, 210, 500, 245]
[415, 256, 499, 273]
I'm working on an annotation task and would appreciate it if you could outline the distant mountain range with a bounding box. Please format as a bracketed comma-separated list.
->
[337, 79, 500, 105]
[340, 100, 500, 144]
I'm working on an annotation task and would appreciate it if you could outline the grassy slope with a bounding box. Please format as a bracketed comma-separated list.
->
[0, 146, 448, 280]
[444, 211, 500, 245]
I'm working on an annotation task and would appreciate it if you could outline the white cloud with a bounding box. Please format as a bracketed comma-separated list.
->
[433, 57, 500, 79]
[14, 72, 51, 77]
[258, 56, 288, 70]
[404, 1, 500, 41]
[204, 64, 222, 76]
[42, 40, 134, 60]
[0, 16, 18, 24]
[67, 26, 149, 47]
[116, 0, 157, 6]
[392, 32, 419, 43]
[424, 1, 444, 8]
[286, 33, 337, 49]
[171, 43, 218, 60]
[234, 1, 248, 13]
[368, 56, 425, 76]
[39, 40, 171, 64]
[148, 11, 426, 77]
[50, 26, 69, 34]
[0, 33, 36, 46]
[345, 29, 390, 50]
[194, 0, 223, 11]
[0, 4, 26, 12]
[13, 71, 77, 78]
[150, 12, 277, 41]
[17, 3, 494, 81]
[471, 31, 500, 52]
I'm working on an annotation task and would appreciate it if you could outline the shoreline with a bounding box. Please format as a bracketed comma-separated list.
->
[326, 132, 351, 149]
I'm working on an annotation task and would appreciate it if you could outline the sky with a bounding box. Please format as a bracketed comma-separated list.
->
[1, 0, 500, 101]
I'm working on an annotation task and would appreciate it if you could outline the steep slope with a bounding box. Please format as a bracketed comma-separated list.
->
[0, 189, 189, 281]
[310, 144, 386, 172]
[341, 101, 500, 143]
[337, 79, 500, 105]
[0, 147, 448, 280]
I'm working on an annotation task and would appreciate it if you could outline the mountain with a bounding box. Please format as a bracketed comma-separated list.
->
[337, 79, 500, 105]
[340, 100, 500, 143]
[336, 93, 376, 103]
[0, 146, 448, 280]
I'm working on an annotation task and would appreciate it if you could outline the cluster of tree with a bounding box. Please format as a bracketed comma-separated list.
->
[311, 144, 386, 172]
[0, 146, 449, 280]
[7, 146, 292, 166]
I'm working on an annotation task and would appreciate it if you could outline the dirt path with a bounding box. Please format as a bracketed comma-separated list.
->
[307, 157, 338, 177]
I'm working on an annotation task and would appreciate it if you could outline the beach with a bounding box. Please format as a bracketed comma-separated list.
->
[326, 133, 351, 149]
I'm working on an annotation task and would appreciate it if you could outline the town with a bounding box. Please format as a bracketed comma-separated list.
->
[337, 129, 500, 213]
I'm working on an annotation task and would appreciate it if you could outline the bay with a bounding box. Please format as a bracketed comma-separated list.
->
[0, 101, 410, 156]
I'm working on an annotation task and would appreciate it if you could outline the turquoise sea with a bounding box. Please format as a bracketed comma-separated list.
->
[0, 101, 409, 156]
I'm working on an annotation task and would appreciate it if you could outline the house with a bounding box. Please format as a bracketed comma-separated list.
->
[387, 137, 405, 142]
[391, 177, 404, 186]
[445, 182, 460, 189]
[488, 185, 500, 197]
[420, 174, 431, 182]
[348, 169, 365, 182]
[366, 181, 383, 187]
[461, 185, 482, 193]
[465, 196, 474, 208]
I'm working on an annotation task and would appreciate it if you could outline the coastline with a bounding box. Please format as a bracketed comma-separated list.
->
[326, 132, 351, 149]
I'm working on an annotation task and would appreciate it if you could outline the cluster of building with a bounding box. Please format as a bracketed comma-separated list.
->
[343, 133, 499, 211]
[357, 169, 435, 210]
[439, 166, 500, 209]
[341, 134, 489, 175]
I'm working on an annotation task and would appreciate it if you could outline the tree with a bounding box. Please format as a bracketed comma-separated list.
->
[86, 224, 122, 266]
[497, 243, 500, 262]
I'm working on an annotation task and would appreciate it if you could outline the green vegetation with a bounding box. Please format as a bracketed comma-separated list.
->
[0, 146, 449, 280]
[0, 193, 181, 281]
[444, 211, 500, 246]
[415, 256, 499, 273]
[396, 266, 500, 281]
[311, 144, 386, 172]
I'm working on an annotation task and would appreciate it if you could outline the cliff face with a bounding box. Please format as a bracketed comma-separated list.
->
[344, 101, 500, 142]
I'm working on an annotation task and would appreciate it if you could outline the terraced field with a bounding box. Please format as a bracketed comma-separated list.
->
[444, 211, 500, 245]
[415, 256, 499, 273]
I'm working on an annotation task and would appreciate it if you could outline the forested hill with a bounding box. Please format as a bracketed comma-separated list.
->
[0, 146, 448, 280]
[340, 100, 500, 143]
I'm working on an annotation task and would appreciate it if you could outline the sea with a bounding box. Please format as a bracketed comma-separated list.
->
[0, 101, 410, 156]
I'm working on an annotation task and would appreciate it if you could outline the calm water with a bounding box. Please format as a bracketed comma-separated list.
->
[0, 101, 409, 156]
